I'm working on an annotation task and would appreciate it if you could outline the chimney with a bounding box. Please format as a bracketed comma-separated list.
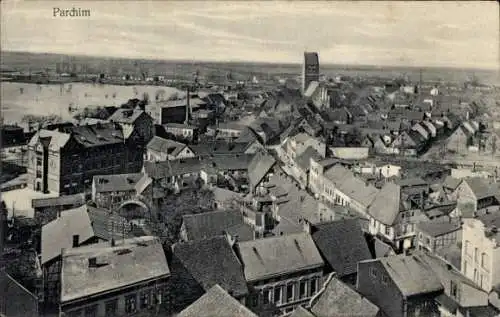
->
[0, 205, 7, 261]
[184, 88, 191, 124]
[111, 238, 116, 247]
[72, 234, 79, 248]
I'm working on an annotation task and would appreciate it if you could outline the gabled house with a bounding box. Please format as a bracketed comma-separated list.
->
[180, 210, 253, 242]
[310, 164, 379, 219]
[41, 205, 134, 307]
[284, 133, 327, 161]
[248, 151, 277, 194]
[416, 219, 462, 253]
[146, 136, 195, 161]
[108, 108, 154, 143]
[191, 139, 264, 157]
[390, 130, 424, 156]
[169, 237, 248, 312]
[310, 275, 380, 317]
[445, 125, 476, 155]
[59, 236, 169, 317]
[310, 219, 373, 285]
[0, 270, 39, 317]
[177, 285, 258, 317]
[357, 255, 444, 317]
[91, 173, 143, 210]
[367, 182, 427, 252]
[414, 252, 491, 317]
[236, 232, 325, 316]
[452, 178, 500, 217]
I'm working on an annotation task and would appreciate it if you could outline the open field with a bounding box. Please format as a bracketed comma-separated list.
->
[2, 51, 499, 85]
[1, 82, 179, 124]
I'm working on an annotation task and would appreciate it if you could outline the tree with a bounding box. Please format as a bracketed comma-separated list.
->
[157, 187, 215, 246]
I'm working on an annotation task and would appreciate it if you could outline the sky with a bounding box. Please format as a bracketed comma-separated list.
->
[1, 1, 499, 69]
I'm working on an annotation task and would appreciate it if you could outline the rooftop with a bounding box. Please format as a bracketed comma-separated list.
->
[108, 108, 147, 124]
[311, 219, 372, 277]
[147, 136, 187, 156]
[310, 276, 379, 317]
[31, 193, 85, 209]
[416, 219, 462, 238]
[372, 254, 444, 297]
[237, 232, 324, 282]
[92, 173, 143, 193]
[182, 210, 245, 241]
[172, 236, 248, 298]
[368, 182, 402, 226]
[324, 165, 379, 208]
[60, 236, 169, 303]
[177, 285, 258, 317]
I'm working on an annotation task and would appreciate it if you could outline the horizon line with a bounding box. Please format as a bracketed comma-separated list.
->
[1, 49, 499, 73]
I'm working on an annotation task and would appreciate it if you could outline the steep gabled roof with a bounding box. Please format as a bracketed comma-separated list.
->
[311, 276, 379, 317]
[368, 182, 402, 225]
[311, 219, 372, 277]
[173, 237, 248, 298]
[248, 151, 276, 189]
[178, 285, 258, 317]
[182, 210, 245, 241]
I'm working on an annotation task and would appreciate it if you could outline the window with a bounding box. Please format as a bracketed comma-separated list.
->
[286, 283, 294, 303]
[464, 260, 468, 275]
[105, 299, 118, 317]
[369, 267, 377, 278]
[465, 241, 471, 256]
[274, 286, 282, 304]
[310, 278, 318, 296]
[67, 310, 82, 317]
[140, 290, 151, 308]
[299, 280, 307, 299]
[125, 294, 137, 313]
[263, 289, 271, 304]
[382, 275, 390, 285]
[474, 248, 479, 263]
[473, 269, 479, 284]
[250, 293, 259, 307]
[385, 226, 391, 236]
[450, 281, 459, 299]
[482, 253, 489, 270]
[84, 305, 98, 317]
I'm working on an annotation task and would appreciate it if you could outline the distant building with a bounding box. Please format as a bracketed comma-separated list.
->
[302, 52, 320, 93]
[108, 108, 154, 144]
[146, 136, 195, 161]
[27, 123, 144, 195]
[162, 123, 199, 143]
[416, 219, 462, 253]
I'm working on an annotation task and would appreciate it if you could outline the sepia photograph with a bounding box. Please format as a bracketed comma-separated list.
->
[0, 1, 499, 317]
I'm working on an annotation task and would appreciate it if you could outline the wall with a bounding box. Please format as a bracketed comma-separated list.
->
[357, 261, 404, 317]
[248, 268, 323, 317]
[461, 219, 500, 292]
[454, 182, 478, 213]
[330, 147, 370, 160]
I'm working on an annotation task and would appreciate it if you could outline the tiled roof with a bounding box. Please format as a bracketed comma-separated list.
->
[443, 176, 461, 191]
[289, 306, 316, 317]
[87, 207, 135, 241]
[324, 165, 379, 208]
[28, 129, 70, 151]
[182, 210, 245, 241]
[69, 122, 129, 147]
[376, 255, 444, 297]
[177, 285, 258, 317]
[368, 182, 402, 225]
[92, 173, 143, 193]
[311, 276, 379, 317]
[248, 151, 276, 189]
[0, 270, 38, 317]
[41, 205, 95, 264]
[60, 236, 170, 303]
[191, 141, 250, 156]
[147, 136, 187, 157]
[32, 193, 86, 209]
[416, 219, 462, 238]
[463, 178, 500, 200]
[108, 108, 148, 124]
[311, 219, 372, 277]
[237, 232, 324, 282]
[172, 237, 248, 298]
[373, 237, 396, 258]
[295, 146, 322, 171]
